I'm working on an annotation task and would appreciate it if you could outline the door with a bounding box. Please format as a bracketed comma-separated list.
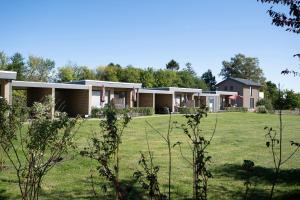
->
[250, 98, 254, 109]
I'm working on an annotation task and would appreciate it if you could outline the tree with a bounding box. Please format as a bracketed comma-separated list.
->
[166, 59, 180, 71]
[7, 53, 26, 80]
[185, 62, 196, 75]
[154, 69, 179, 87]
[258, 0, 300, 75]
[0, 51, 8, 70]
[140, 67, 155, 88]
[57, 66, 75, 82]
[0, 97, 79, 200]
[96, 64, 121, 81]
[177, 69, 197, 88]
[74, 66, 96, 80]
[26, 55, 55, 82]
[201, 70, 216, 90]
[118, 66, 142, 83]
[219, 54, 266, 83]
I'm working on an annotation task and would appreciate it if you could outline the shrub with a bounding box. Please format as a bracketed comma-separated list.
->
[155, 107, 170, 114]
[225, 107, 248, 112]
[256, 99, 273, 111]
[91, 107, 104, 118]
[91, 106, 154, 118]
[256, 105, 268, 114]
[178, 107, 197, 114]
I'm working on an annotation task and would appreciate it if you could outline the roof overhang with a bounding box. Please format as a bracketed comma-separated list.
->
[149, 87, 202, 94]
[138, 88, 173, 94]
[0, 71, 17, 80]
[12, 81, 90, 90]
[69, 80, 142, 89]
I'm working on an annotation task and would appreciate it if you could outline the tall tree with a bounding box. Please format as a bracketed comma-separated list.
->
[258, 0, 300, 75]
[154, 69, 179, 87]
[219, 54, 266, 83]
[74, 66, 96, 80]
[26, 55, 55, 82]
[185, 62, 196, 75]
[166, 59, 180, 71]
[0, 51, 8, 70]
[57, 66, 75, 82]
[140, 67, 155, 88]
[201, 70, 216, 90]
[7, 53, 26, 80]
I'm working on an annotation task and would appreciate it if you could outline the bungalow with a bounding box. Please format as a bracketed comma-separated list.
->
[1, 70, 260, 117]
[0, 70, 17, 104]
[216, 77, 262, 110]
[69, 80, 142, 109]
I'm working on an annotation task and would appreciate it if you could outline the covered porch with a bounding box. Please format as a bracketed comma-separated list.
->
[12, 81, 92, 117]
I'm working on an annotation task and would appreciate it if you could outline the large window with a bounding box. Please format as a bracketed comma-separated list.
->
[230, 86, 234, 91]
[250, 98, 254, 109]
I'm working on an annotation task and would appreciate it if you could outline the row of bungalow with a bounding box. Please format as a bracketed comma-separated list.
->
[0, 70, 263, 117]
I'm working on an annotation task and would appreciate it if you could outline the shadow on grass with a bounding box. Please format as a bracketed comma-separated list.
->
[0, 189, 9, 200]
[40, 179, 145, 200]
[213, 163, 300, 184]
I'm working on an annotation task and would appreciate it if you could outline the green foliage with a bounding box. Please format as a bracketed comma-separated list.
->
[224, 107, 248, 112]
[154, 69, 179, 87]
[177, 110, 216, 200]
[166, 59, 180, 71]
[119, 66, 142, 83]
[81, 104, 131, 199]
[0, 51, 8, 70]
[57, 65, 75, 82]
[274, 90, 300, 110]
[256, 98, 273, 111]
[256, 105, 268, 114]
[26, 55, 55, 82]
[201, 70, 216, 90]
[91, 107, 154, 118]
[140, 67, 156, 88]
[219, 54, 266, 84]
[133, 132, 167, 200]
[155, 107, 170, 114]
[0, 98, 79, 200]
[7, 53, 26, 80]
[177, 107, 198, 114]
[96, 64, 121, 81]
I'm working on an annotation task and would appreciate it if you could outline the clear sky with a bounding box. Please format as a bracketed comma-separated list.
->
[0, 0, 299, 91]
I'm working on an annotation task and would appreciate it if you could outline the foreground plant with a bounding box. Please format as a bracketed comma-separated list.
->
[80, 104, 131, 200]
[146, 114, 175, 200]
[264, 88, 300, 200]
[0, 98, 79, 200]
[175, 110, 216, 200]
[133, 130, 167, 200]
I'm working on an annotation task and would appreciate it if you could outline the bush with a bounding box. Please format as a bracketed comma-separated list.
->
[91, 107, 104, 118]
[156, 107, 170, 114]
[178, 107, 197, 114]
[225, 107, 248, 112]
[91, 106, 154, 118]
[256, 99, 273, 111]
[256, 105, 268, 114]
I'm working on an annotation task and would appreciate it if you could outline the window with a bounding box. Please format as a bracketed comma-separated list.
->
[230, 86, 234, 91]
[224, 86, 228, 91]
[250, 98, 254, 109]
[250, 86, 253, 96]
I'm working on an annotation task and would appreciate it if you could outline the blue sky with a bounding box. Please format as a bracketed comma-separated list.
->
[0, 0, 299, 91]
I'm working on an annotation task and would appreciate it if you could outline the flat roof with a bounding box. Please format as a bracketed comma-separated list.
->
[138, 88, 173, 94]
[202, 91, 238, 96]
[68, 80, 142, 89]
[149, 87, 202, 93]
[12, 81, 90, 90]
[0, 70, 17, 80]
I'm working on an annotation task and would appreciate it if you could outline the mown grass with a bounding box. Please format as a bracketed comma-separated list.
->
[0, 112, 300, 199]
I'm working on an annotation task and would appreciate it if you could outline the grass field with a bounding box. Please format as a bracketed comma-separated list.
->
[0, 112, 300, 199]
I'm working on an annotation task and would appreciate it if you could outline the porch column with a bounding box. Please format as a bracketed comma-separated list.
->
[51, 88, 55, 119]
[88, 85, 92, 116]
[153, 93, 155, 111]
[171, 93, 175, 113]
[136, 90, 139, 107]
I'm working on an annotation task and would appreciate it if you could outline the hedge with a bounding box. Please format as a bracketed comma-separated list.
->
[224, 107, 248, 112]
[91, 107, 154, 118]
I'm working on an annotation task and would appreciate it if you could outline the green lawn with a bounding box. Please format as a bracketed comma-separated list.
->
[1, 112, 300, 199]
